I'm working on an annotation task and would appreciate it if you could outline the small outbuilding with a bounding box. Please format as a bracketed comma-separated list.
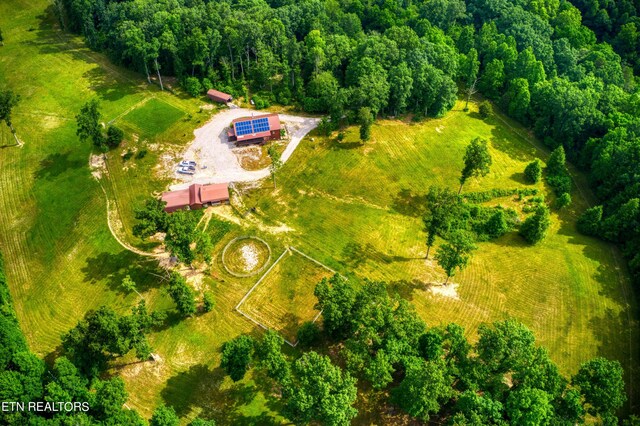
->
[228, 113, 281, 146]
[206, 89, 233, 103]
[161, 183, 230, 213]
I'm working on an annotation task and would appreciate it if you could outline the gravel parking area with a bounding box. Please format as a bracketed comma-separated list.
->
[169, 107, 320, 190]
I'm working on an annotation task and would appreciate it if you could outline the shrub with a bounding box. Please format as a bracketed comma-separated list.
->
[519, 205, 551, 244]
[122, 150, 134, 161]
[135, 149, 147, 159]
[106, 125, 124, 149]
[577, 205, 603, 236]
[183, 77, 203, 98]
[201, 78, 213, 91]
[478, 101, 493, 118]
[556, 192, 571, 209]
[253, 95, 270, 109]
[202, 291, 215, 313]
[524, 159, 542, 183]
[547, 174, 572, 195]
[485, 210, 509, 238]
[296, 321, 321, 347]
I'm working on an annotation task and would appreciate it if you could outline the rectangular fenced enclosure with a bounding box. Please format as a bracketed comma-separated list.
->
[236, 247, 336, 345]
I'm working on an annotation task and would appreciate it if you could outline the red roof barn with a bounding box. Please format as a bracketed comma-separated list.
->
[207, 89, 233, 103]
[161, 183, 230, 213]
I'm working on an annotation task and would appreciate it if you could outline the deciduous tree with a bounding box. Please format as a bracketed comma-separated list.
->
[459, 137, 492, 194]
[435, 230, 477, 284]
[221, 335, 254, 382]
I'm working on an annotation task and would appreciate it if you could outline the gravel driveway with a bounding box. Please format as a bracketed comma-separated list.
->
[170, 107, 320, 190]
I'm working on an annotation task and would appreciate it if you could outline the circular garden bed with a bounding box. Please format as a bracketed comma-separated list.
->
[221, 236, 271, 277]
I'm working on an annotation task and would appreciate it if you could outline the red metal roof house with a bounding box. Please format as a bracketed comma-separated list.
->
[161, 183, 230, 213]
[228, 113, 281, 146]
[207, 89, 233, 103]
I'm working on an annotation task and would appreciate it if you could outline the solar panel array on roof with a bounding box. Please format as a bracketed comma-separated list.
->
[252, 117, 270, 133]
[234, 116, 272, 137]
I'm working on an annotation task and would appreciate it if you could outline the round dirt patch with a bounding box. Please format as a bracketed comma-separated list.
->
[222, 237, 271, 277]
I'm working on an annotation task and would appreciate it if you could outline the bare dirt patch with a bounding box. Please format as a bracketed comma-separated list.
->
[89, 154, 107, 180]
[429, 283, 460, 300]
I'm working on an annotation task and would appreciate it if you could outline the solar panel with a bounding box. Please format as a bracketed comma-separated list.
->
[234, 116, 272, 137]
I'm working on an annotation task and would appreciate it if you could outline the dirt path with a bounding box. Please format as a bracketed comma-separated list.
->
[169, 108, 320, 190]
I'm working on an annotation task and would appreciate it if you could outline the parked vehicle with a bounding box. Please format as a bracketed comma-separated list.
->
[177, 167, 194, 175]
[179, 160, 197, 167]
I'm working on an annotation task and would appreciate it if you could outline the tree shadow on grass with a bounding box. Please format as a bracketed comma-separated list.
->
[81, 250, 165, 295]
[327, 138, 362, 150]
[490, 126, 538, 163]
[388, 279, 427, 302]
[160, 365, 281, 425]
[34, 152, 85, 180]
[391, 188, 427, 217]
[341, 241, 418, 268]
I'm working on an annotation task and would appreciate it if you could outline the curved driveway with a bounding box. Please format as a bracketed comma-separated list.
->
[170, 108, 320, 190]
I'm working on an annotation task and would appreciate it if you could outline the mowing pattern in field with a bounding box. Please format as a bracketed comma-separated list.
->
[246, 101, 639, 393]
[239, 249, 334, 343]
[120, 98, 186, 138]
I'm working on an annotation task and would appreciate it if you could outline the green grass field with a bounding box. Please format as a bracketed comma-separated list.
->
[240, 249, 334, 343]
[0, 0, 638, 422]
[121, 97, 186, 139]
[243, 102, 640, 397]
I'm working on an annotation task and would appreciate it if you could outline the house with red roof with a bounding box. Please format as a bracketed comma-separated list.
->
[227, 113, 281, 146]
[161, 183, 229, 213]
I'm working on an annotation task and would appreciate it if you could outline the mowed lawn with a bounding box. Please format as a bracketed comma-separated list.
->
[245, 101, 640, 395]
[121, 97, 186, 139]
[240, 249, 334, 343]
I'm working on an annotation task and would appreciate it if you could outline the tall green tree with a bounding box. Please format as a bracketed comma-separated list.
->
[167, 272, 196, 317]
[150, 405, 180, 426]
[392, 357, 453, 421]
[434, 231, 477, 284]
[423, 187, 458, 259]
[358, 107, 373, 142]
[76, 99, 104, 150]
[165, 210, 198, 264]
[282, 351, 358, 426]
[572, 358, 626, 422]
[220, 335, 254, 382]
[314, 275, 356, 338]
[459, 137, 492, 194]
[0, 90, 20, 144]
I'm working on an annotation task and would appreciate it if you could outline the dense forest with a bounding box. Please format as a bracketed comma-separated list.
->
[55, 0, 640, 286]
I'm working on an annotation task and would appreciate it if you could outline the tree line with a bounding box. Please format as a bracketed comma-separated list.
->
[218, 275, 628, 425]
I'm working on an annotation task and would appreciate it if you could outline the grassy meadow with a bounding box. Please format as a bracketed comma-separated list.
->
[240, 249, 334, 343]
[0, 0, 638, 423]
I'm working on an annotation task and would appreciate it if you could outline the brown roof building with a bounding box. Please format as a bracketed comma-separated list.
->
[161, 183, 230, 213]
[207, 89, 233, 103]
[228, 113, 281, 146]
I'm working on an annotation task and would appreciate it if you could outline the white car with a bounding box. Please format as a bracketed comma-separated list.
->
[177, 167, 194, 175]
[179, 160, 196, 167]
